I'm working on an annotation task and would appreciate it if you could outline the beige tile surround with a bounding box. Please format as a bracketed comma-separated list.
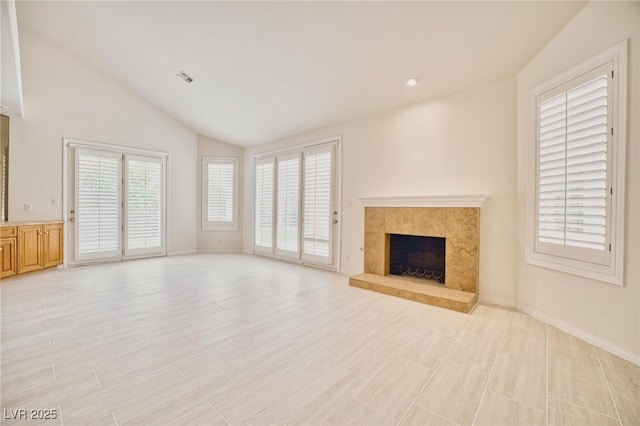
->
[352, 207, 480, 312]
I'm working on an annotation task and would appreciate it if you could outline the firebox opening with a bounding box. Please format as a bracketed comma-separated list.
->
[389, 234, 446, 284]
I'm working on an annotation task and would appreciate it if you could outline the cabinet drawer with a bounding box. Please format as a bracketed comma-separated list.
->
[1, 226, 17, 238]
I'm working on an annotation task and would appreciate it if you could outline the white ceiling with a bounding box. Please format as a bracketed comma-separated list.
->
[16, 1, 585, 147]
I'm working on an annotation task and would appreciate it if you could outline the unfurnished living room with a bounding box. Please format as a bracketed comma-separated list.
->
[1, 1, 639, 425]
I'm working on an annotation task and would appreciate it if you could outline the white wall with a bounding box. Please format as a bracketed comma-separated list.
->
[8, 29, 198, 254]
[197, 135, 243, 252]
[516, 1, 640, 361]
[243, 77, 518, 305]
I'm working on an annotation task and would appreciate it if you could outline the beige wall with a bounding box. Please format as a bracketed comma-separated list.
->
[8, 29, 198, 254]
[516, 1, 640, 360]
[243, 77, 518, 306]
[197, 135, 243, 252]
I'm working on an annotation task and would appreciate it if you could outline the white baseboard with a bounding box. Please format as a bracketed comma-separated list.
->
[196, 249, 242, 254]
[517, 304, 640, 366]
[478, 295, 516, 308]
[167, 250, 197, 256]
[242, 249, 253, 255]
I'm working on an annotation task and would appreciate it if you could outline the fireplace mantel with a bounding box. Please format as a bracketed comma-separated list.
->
[358, 195, 488, 208]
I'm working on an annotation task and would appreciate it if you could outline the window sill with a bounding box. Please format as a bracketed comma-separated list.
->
[525, 254, 622, 286]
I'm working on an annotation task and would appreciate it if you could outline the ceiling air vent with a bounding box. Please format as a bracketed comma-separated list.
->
[177, 71, 194, 84]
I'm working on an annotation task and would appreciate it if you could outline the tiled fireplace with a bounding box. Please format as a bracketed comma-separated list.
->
[349, 196, 485, 313]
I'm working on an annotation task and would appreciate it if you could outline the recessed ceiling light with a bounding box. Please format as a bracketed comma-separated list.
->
[177, 71, 194, 84]
[406, 76, 418, 87]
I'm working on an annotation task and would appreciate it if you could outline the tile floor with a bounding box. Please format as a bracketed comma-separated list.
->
[1, 254, 638, 426]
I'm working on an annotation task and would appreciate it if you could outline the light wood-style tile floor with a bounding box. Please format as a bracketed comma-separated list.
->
[1, 254, 638, 426]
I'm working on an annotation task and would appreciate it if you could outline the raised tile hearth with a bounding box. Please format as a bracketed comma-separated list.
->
[350, 198, 484, 313]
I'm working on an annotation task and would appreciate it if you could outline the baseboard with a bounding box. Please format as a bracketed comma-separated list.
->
[478, 295, 516, 308]
[517, 304, 640, 366]
[242, 249, 253, 255]
[167, 250, 197, 256]
[196, 249, 242, 253]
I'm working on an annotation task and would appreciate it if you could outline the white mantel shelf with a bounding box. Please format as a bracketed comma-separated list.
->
[358, 195, 488, 208]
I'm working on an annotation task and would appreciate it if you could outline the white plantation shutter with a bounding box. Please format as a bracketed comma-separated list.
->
[75, 148, 121, 260]
[276, 154, 300, 256]
[202, 157, 238, 230]
[302, 145, 334, 263]
[536, 64, 612, 265]
[254, 158, 274, 250]
[125, 155, 164, 256]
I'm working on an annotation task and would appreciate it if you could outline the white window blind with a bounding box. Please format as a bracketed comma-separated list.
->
[202, 157, 238, 231]
[538, 75, 608, 252]
[125, 156, 163, 255]
[75, 149, 121, 258]
[255, 158, 274, 249]
[528, 41, 627, 285]
[303, 146, 333, 262]
[276, 155, 300, 255]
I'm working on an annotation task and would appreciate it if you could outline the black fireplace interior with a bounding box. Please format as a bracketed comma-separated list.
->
[389, 234, 446, 284]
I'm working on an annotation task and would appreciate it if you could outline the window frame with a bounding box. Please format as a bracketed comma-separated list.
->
[525, 40, 627, 286]
[202, 156, 239, 232]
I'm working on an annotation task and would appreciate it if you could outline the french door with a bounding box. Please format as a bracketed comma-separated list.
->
[69, 143, 166, 265]
[254, 141, 337, 267]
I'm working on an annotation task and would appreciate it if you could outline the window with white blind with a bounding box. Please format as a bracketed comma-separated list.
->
[276, 153, 301, 257]
[253, 138, 339, 268]
[202, 157, 238, 231]
[74, 148, 121, 261]
[254, 158, 274, 251]
[302, 144, 334, 264]
[125, 155, 164, 256]
[527, 41, 627, 285]
[69, 142, 167, 265]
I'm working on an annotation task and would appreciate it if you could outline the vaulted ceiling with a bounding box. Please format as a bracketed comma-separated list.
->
[17, 1, 585, 146]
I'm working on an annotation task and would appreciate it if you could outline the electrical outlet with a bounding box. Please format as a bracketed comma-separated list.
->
[52, 198, 59, 206]
[345, 254, 351, 262]
[23, 203, 32, 212]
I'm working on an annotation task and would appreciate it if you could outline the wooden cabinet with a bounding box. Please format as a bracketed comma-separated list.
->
[1, 225, 17, 278]
[1, 221, 63, 278]
[18, 225, 43, 273]
[42, 223, 64, 268]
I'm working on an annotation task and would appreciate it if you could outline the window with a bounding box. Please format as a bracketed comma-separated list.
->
[255, 158, 274, 251]
[526, 41, 627, 285]
[202, 157, 238, 231]
[69, 141, 167, 264]
[302, 144, 334, 263]
[125, 155, 164, 256]
[253, 138, 339, 268]
[276, 153, 301, 257]
[75, 147, 121, 260]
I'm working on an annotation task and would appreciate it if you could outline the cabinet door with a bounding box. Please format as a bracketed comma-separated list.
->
[18, 225, 42, 273]
[0, 238, 17, 278]
[42, 224, 64, 268]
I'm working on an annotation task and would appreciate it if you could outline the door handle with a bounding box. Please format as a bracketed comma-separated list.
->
[69, 218, 75, 222]
[333, 219, 338, 224]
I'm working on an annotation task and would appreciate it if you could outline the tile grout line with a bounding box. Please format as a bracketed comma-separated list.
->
[595, 348, 623, 425]
[111, 411, 120, 426]
[265, 408, 287, 425]
[208, 401, 232, 425]
[546, 323, 549, 426]
[396, 318, 470, 426]
[549, 395, 622, 422]
[469, 310, 513, 426]
[348, 352, 419, 424]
